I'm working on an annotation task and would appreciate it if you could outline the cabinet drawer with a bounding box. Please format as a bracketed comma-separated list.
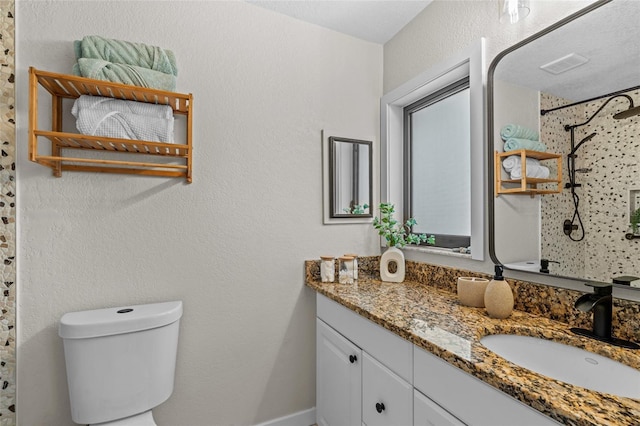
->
[362, 352, 413, 426]
[317, 293, 413, 382]
[413, 346, 559, 426]
[414, 389, 465, 426]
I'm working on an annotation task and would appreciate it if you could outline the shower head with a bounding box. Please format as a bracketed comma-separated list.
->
[613, 102, 640, 119]
[565, 94, 638, 130]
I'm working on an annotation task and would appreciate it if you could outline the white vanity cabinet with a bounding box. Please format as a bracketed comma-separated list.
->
[316, 293, 561, 426]
[316, 294, 413, 426]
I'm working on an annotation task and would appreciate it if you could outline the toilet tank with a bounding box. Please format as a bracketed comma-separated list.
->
[59, 301, 183, 425]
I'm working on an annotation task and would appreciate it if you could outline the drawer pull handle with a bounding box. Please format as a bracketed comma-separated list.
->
[349, 354, 357, 364]
[375, 402, 385, 413]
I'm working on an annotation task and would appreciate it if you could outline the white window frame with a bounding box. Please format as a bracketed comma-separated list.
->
[380, 39, 485, 260]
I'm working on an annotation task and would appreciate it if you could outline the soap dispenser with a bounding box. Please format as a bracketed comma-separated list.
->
[484, 265, 514, 319]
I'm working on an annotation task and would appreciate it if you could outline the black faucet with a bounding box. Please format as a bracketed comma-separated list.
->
[570, 282, 640, 349]
[539, 259, 560, 274]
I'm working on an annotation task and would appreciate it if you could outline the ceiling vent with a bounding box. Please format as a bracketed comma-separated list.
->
[540, 53, 589, 75]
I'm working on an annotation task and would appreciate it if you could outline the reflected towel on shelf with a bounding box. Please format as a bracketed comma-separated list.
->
[503, 137, 547, 152]
[502, 154, 550, 178]
[502, 155, 519, 172]
[510, 166, 550, 179]
[510, 165, 550, 179]
[73, 58, 176, 92]
[74, 35, 178, 76]
[501, 155, 541, 172]
[72, 95, 174, 142]
[500, 124, 539, 141]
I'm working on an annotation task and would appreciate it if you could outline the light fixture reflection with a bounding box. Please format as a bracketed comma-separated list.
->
[500, 0, 530, 24]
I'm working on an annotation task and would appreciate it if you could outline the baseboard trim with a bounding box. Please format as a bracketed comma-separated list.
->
[254, 407, 316, 426]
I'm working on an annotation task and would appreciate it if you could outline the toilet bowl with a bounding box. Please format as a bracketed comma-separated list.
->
[59, 301, 183, 425]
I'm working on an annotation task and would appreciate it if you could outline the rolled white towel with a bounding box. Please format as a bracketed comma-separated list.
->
[502, 155, 520, 172]
[502, 155, 541, 172]
[510, 165, 550, 179]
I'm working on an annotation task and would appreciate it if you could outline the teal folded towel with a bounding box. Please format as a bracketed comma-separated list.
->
[73, 58, 176, 92]
[500, 124, 539, 141]
[74, 35, 178, 76]
[503, 138, 547, 152]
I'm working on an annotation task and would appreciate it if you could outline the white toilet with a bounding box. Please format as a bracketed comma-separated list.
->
[59, 301, 183, 425]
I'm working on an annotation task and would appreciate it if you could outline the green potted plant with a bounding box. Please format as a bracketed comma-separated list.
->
[373, 203, 427, 282]
[343, 203, 369, 215]
[631, 207, 640, 235]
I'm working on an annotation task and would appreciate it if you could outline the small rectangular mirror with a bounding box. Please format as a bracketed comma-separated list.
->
[329, 136, 372, 218]
[322, 131, 374, 224]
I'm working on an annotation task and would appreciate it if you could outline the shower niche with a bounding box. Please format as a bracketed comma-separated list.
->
[627, 189, 640, 240]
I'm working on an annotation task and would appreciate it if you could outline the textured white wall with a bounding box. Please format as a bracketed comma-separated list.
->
[16, 1, 381, 425]
[493, 79, 541, 265]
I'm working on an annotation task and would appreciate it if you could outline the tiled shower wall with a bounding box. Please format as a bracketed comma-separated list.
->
[540, 89, 640, 283]
[0, 1, 15, 424]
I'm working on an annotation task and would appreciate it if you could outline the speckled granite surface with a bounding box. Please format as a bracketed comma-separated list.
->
[0, 2, 15, 425]
[305, 257, 640, 426]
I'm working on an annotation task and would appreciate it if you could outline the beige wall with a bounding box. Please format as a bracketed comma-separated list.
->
[16, 2, 381, 425]
[11, 1, 613, 425]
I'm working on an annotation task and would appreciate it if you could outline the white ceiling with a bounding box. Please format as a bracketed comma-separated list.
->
[496, 1, 639, 102]
[246, 0, 433, 44]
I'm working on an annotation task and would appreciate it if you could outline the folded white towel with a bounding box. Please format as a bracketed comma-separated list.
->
[71, 95, 174, 142]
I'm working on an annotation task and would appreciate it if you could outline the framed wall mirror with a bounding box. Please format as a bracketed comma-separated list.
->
[322, 131, 374, 224]
[329, 136, 372, 218]
[488, 0, 640, 288]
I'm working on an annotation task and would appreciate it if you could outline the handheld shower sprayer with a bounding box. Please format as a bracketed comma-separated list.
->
[564, 130, 595, 241]
[570, 132, 597, 156]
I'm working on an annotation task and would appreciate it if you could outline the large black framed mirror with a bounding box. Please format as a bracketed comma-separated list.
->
[329, 136, 372, 219]
[488, 0, 640, 288]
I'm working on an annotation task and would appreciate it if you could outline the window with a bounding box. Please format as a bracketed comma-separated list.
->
[404, 79, 471, 248]
[380, 39, 484, 260]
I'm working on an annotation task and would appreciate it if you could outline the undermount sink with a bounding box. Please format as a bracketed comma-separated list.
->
[480, 334, 640, 399]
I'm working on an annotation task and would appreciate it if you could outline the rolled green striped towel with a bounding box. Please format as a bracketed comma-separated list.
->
[503, 138, 546, 152]
[500, 124, 539, 141]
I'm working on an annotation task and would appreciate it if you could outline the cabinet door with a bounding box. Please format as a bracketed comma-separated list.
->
[316, 319, 362, 426]
[362, 352, 413, 426]
[414, 390, 465, 426]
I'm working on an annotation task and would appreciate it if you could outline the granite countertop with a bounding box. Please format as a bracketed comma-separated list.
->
[306, 276, 640, 426]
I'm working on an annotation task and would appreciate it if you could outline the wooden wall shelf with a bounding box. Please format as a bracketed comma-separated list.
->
[495, 150, 562, 197]
[28, 67, 193, 182]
